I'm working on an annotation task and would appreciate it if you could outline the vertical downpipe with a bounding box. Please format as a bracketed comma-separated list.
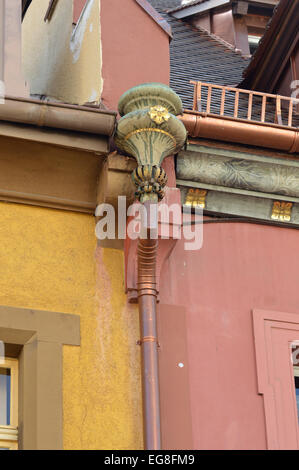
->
[138, 200, 161, 450]
[114, 83, 187, 450]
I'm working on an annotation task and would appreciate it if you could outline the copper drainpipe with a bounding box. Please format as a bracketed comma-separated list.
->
[137, 200, 161, 450]
[114, 83, 187, 450]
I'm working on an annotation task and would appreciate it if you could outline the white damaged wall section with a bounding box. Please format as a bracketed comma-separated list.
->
[22, 0, 102, 105]
[70, 0, 95, 63]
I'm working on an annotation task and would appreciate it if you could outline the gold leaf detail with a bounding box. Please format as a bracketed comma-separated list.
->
[148, 106, 171, 125]
[124, 128, 176, 146]
[271, 201, 293, 222]
[185, 189, 207, 209]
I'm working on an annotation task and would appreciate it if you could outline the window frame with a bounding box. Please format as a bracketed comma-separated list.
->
[0, 305, 80, 450]
[0, 357, 18, 450]
[294, 365, 299, 423]
[253, 309, 299, 449]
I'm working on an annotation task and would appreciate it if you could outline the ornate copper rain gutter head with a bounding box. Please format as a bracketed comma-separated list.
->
[115, 83, 187, 450]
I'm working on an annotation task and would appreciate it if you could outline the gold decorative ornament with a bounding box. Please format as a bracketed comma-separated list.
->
[185, 188, 208, 209]
[271, 201, 293, 222]
[132, 165, 168, 201]
[124, 128, 177, 146]
[148, 105, 171, 125]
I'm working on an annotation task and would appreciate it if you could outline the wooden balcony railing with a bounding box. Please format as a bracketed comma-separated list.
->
[190, 81, 299, 129]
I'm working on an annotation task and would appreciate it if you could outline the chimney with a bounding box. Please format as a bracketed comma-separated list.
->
[0, 0, 28, 98]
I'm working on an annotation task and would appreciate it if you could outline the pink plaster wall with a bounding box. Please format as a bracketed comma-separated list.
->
[158, 222, 299, 449]
[100, 0, 170, 111]
[73, 0, 86, 23]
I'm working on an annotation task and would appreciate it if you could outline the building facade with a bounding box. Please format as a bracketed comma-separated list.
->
[0, 0, 298, 450]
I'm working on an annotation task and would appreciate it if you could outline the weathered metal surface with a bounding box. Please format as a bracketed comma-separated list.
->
[177, 145, 299, 198]
[178, 143, 299, 226]
[179, 185, 299, 226]
[115, 83, 187, 202]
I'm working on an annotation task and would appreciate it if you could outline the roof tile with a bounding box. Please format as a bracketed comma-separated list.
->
[148, 1, 249, 109]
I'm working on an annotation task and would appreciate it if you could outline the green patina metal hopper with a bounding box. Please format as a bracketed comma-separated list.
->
[115, 83, 187, 203]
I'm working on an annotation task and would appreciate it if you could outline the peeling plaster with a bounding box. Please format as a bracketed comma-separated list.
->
[23, 0, 102, 105]
[89, 89, 98, 102]
[70, 0, 95, 63]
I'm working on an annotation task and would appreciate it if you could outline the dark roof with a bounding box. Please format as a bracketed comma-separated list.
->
[147, 1, 249, 109]
[241, 0, 299, 92]
[146, 2, 299, 128]
[149, 0, 182, 9]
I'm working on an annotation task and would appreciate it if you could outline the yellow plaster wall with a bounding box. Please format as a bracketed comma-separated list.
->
[22, 0, 102, 105]
[0, 202, 142, 449]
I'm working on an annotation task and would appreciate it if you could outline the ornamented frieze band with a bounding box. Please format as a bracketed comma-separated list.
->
[179, 185, 299, 227]
[177, 145, 299, 199]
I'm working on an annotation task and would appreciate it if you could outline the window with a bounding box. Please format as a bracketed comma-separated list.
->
[253, 309, 299, 449]
[248, 35, 261, 55]
[293, 344, 299, 423]
[295, 371, 299, 423]
[0, 358, 18, 450]
[0, 305, 80, 449]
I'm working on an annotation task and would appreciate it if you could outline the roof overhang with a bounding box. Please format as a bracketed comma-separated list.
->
[245, 0, 278, 6]
[0, 96, 117, 213]
[241, 0, 299, 91]
[170, 0, 230, 19]
[0, 96, 116, 138]
[169, 0, 277, 19]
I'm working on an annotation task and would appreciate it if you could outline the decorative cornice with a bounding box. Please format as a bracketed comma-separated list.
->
[178, 145, 299, 199]
[179, 184, 299, 227]
[178, 143, 299, 227]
